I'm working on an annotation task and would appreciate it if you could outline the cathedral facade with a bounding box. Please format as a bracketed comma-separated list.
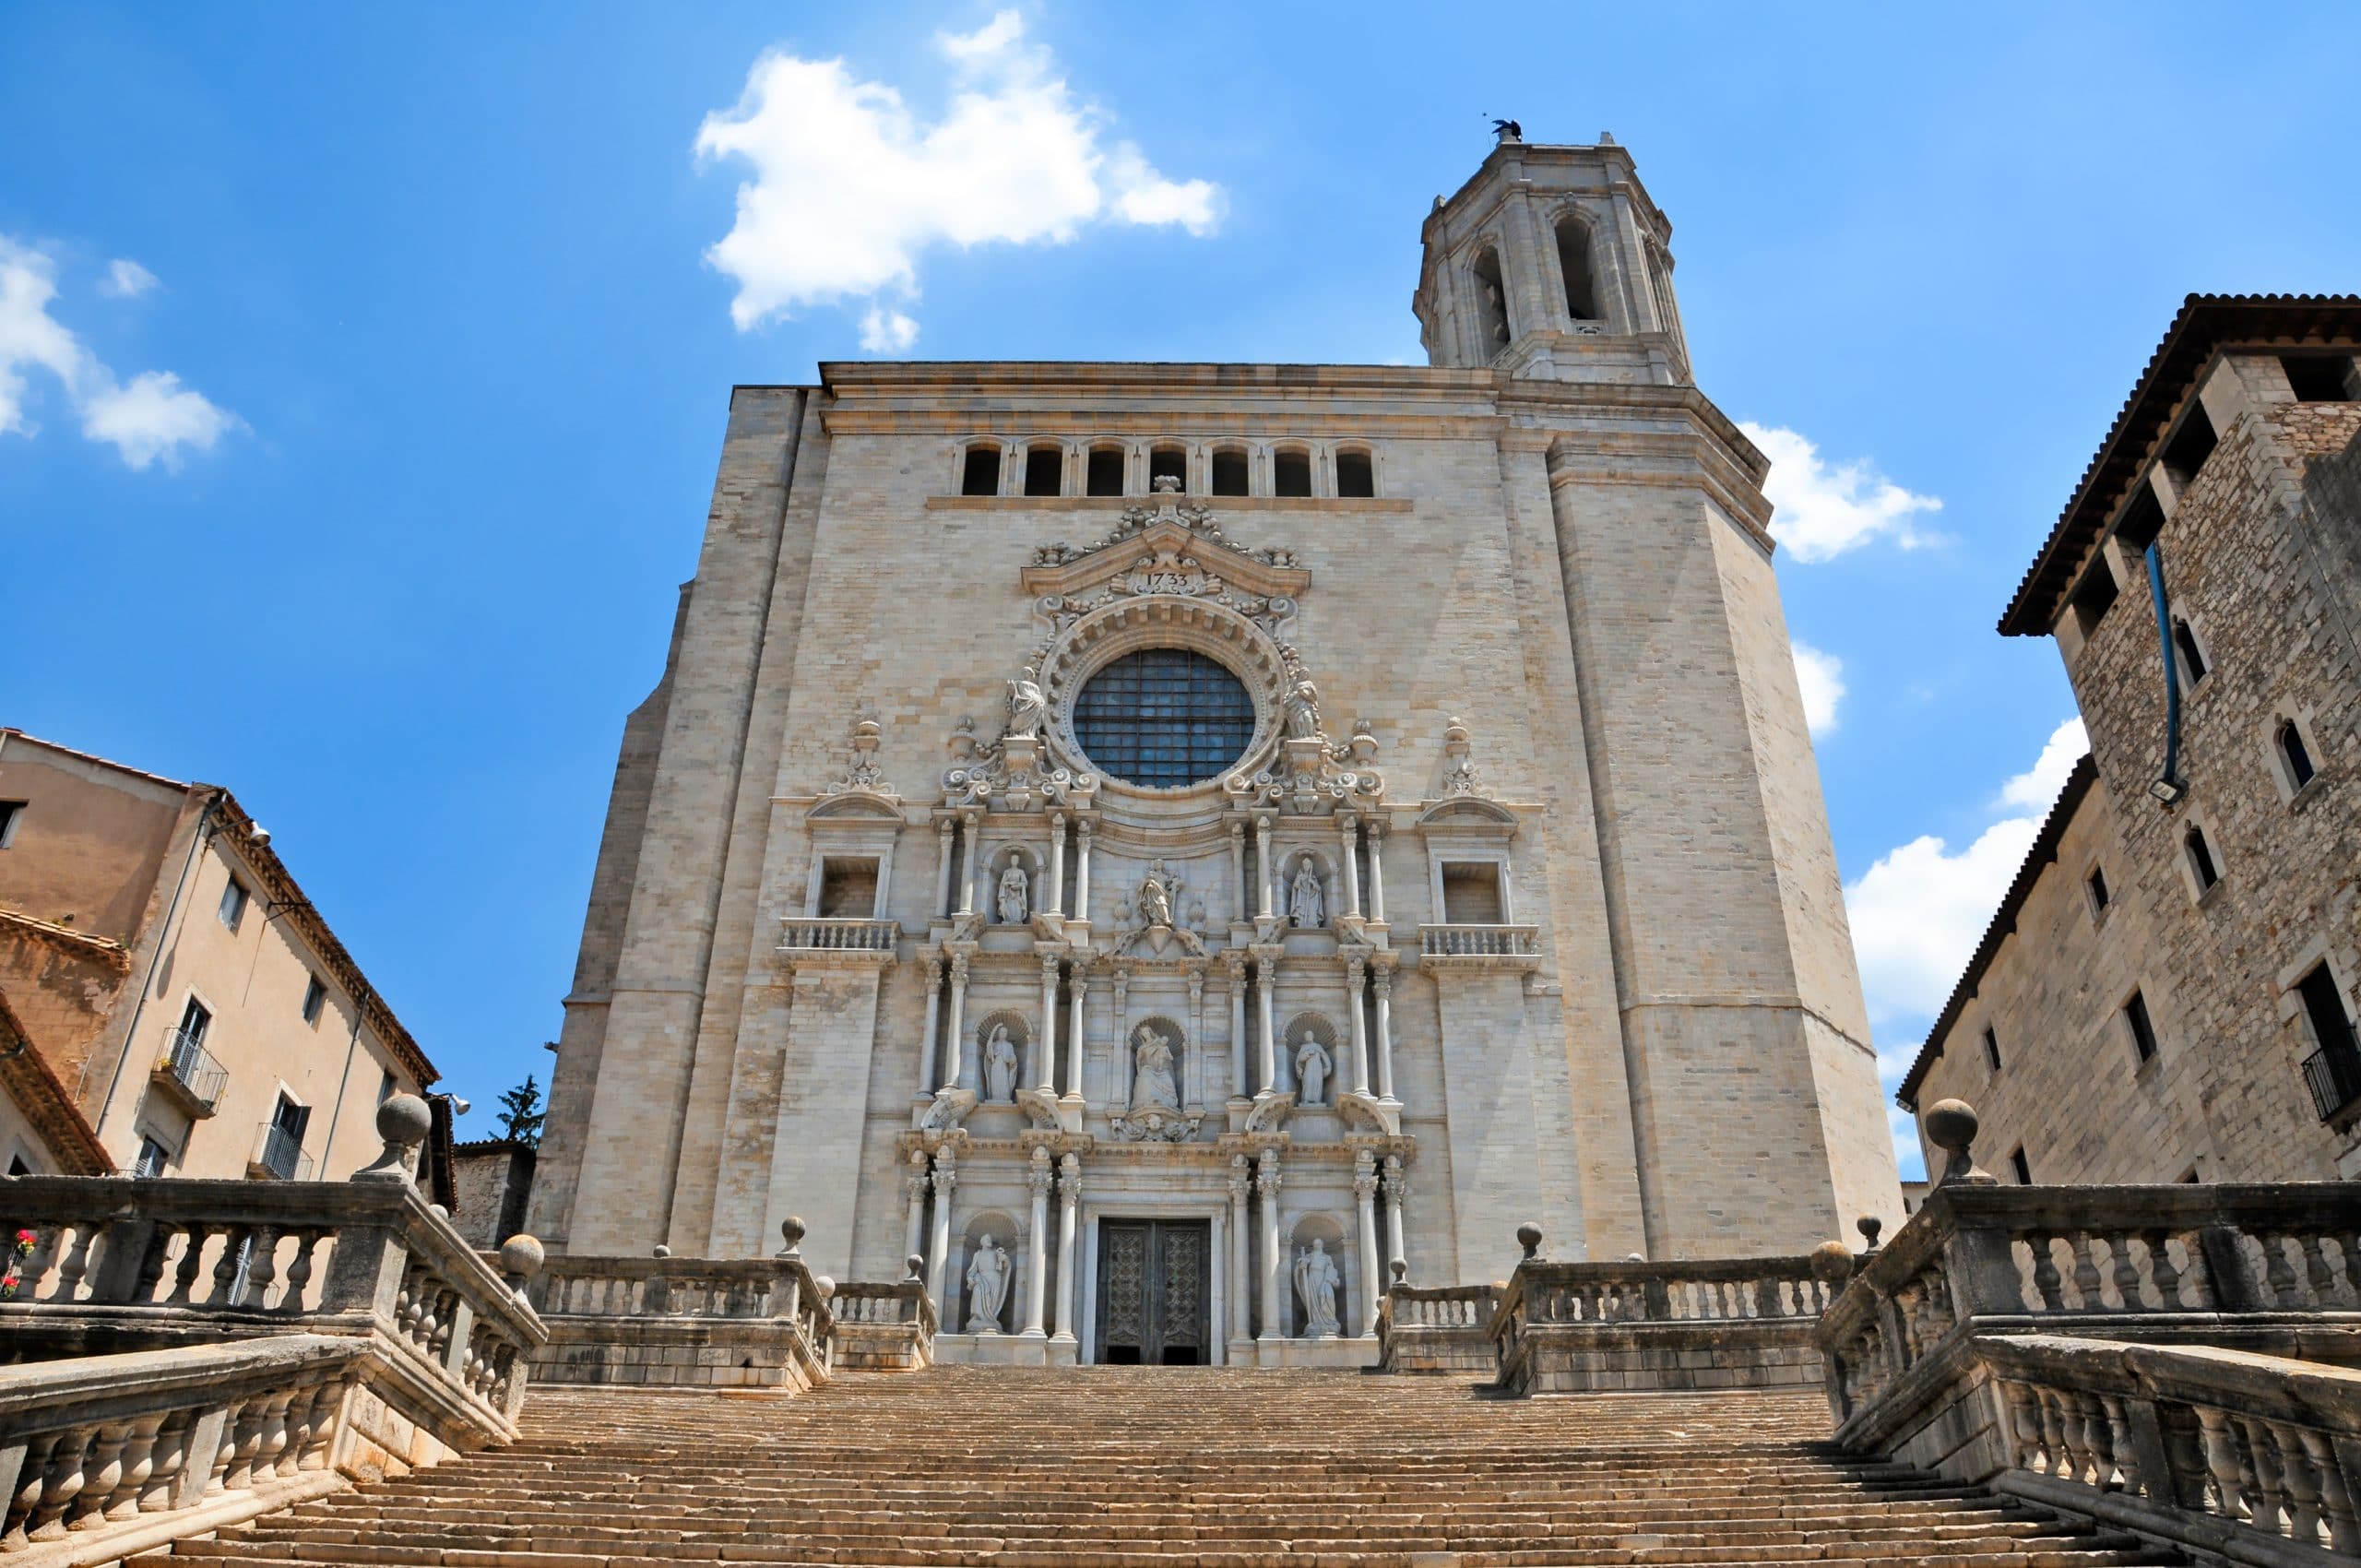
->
[528, 136, 1900, 1366]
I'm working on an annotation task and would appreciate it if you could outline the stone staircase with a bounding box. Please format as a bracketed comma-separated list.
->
[140, 1365, 2183, 1567]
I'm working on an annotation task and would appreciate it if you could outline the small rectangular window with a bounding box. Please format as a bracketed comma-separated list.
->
[2086, 866, 2111, 914]
[2296, 964, 2357, 1059]
[817, 857, 881, 919]
[177, 995, 211, 1046]
[2163, 404, 2218, 488]
[0, 801, 23, 849]
[960, 445, 1002, 496]
[378, 1069, 397, 1104]
[1210, 450, 1250, 496]
[2184, 826, 2221, 892]
[301, 974, 328, 1026]
[2114, 485, 2164, 554]
[2172, 620, 2209, 687]
[2279, 721, 2318, 791]
[1147, 446, 1186, 490]
[219, 876, 250, 932]
[2009, 1146, 2032, 1185]
[1086, 447, 1125, 496]
[135, 1134, 171, 1179]
[1982, 1027, 2001, 1073]
[2283, 355, 2357, 403]
[1439, 862, 1506, 923]
[1022, 445, 1062, 497]
[2124, 990, 2160, 1063]
[1272, 450, 1312, 497]
[1335, 450, 1375, 499]
[2070, 561, 2119, 636]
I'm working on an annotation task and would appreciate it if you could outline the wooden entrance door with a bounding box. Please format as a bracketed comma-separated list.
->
[1096, 1219, 1209, 1365]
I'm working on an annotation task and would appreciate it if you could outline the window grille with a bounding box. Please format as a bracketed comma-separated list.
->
[1072, 648, 1255, 789]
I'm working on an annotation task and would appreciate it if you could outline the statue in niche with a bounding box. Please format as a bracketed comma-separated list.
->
[1294, 1240, 1342, 1338]
[996, 861, 1030, 925]
[965, 1235, 1011, 1333]
[1136, 865, 1175, 929]
[1132, 1023, 1180, 1110]
[1005, 669, 1048, 741]
[982, 1025, 1019, 1103]
[1294, 1029, 1332, 1107]
[1285, 680, 1323, 741]
[1288, 856, 1325, 929]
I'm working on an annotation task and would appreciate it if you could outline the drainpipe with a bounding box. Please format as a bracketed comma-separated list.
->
[2143, 542, 2187, 806]
[92, 790, 221, 1157]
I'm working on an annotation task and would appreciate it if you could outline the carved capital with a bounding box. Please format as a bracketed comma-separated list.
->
[1227, 1151, 1251, 1201]
[948, 953, 971, 986]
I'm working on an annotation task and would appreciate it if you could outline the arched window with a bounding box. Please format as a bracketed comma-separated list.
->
[1470, 246, 1511, 352]
[1272, 448, 1312, 497]
[2172, 618, 2209, 687]
[1086, 445, 1126, 496]
[1335, 448, 1376, 499]
[1210, 447, 1250, 496]
[2183, 825, 2221, 892]
[1148, 445, 1187, 491]
[2279, 720, 2318, 790]
[1072, 648, 1255, 789]
[1022, 444, 1062, 497]
[959, 444, 1002, 497]
[1554, 214, 1596, 322]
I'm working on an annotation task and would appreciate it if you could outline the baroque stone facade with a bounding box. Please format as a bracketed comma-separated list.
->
[1902, 299, 2361, 1182]
[528, 135, 1898, 1363]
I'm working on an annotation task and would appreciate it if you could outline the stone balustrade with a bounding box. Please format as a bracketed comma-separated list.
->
[1415, 923, 1539, 968]
[828, 1262, 937, 1371]
[519, 1221, 836, 1389]
[1375, 1277, 1501, 1375]
[1492, 1226, 1830, 1395]
[777, 917, 899, 956]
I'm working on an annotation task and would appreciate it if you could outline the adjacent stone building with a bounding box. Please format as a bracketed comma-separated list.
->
[529, 134, 1900, 1366]
[0, 729, 440, 1179]
[1900, 297, 2361, 1182]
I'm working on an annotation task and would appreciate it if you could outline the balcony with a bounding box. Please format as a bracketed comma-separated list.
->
[248, 1121, 314, 1182]
[150, 1028, 228, 1117]
[2302, 1037, 2361, 1123]
[1417, 922, 1541, 972]
[777, 916, 899, 968]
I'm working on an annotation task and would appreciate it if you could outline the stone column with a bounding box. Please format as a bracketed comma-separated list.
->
[1023, 1148, 1051, 1337]
[1366, 822, 1387, 925]
[955, 812, 980, 917]
[1037, 955, 1061, 1092]
[1254, 815, 1275, 921]
[1046, 812, 1066, 917]
[1052, 1153, 1081, 1343]
[1225, 955, 1249, 1099]
[1112, 968, 1132, 1105]
[1064, 968, 1087, 1099]
[1372, 964, 1396, 1103]
[917, 956, 944, 1097]
[1074, 820, 1094, 921]
[934, 820, 957, 921]
[1254, 954, 1278, 1095]
[941, 955, 970, 1094]
[1256, 1148, 1284, 1340]
[1187, 969, 1205, 1107]
[1382, 1154, 1406, 1274]
[1344, 954, 1370, 1096]
[1227, 1153, 1252, 1342]
[924, 1149, 957, 1314]
[902, 1149, 930, 1265]
[1337, 814, 1362, 920]
[1228, 820, 1249, 924]
[1353, 1149, 1382, 1337]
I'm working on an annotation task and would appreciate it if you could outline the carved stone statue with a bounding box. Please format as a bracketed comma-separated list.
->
[1005, 671, 1048, 740]
[1294, 1030, 1331, 1107]
[996, 861, 1029, 925]
[1137, 869, 1174, 929]
[1288, 856, 1325, 929]
[1294, 1239, 1342, 1338]
[982, 1025, 1019, 1103]
[1285, 680, 1323, 740]
[965, 1234, 1011, 1332]
[1132, 1023, 1180, 1110]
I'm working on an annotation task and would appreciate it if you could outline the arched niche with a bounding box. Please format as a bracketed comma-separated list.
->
[1281, 1012, 1339, 1107]
[1286, 1212, 1354, 1337]
[955, 1210, 1022, 1336]
[971, 1010, 1032, 1103]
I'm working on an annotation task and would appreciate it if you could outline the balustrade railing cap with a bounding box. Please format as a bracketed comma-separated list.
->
[351, 1092, 432, 1185]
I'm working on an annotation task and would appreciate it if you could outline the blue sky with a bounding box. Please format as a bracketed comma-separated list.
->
[5, 5, 2355, 1175]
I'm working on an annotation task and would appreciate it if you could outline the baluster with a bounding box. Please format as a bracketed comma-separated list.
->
[2035, 1388, 2070, 1479]
[4, 1432, 61, 1550]
[2025, 1231, 2066, 1311]
[129, 1225, 175, 1304]
[106, 1413, 166, 1521]
[221, 1400, 267, 1492]
[139, 1411, 193, 1511]
[281, 1229, 326, 1312]
[2107, 1233, 2142, 1312]
[50, 1222, 102, 1303]
[301, 1383, 343, 1470]
[209, 1226, 248, 1307]
[168, 1225, 211, 1306]
[2140, 1229, 2181, 1309]
[2196, 1407, 2248, 1519]
[66, 1423, 128, 1531]
[2099, 1396, 2142, 1495]
[2068, 1230, 2105, 1309]
[2260, 1231, 2300, 1309]
[2273, 1424, 2326, 1546]
[260, 1391, 299, 1481]
[239, 1225, 281, 1310]
[2241, 1416, 2289, 1535]
[2298, 1428, 2359, 1553]
[2301, 1236, 2338, 1308]
[2055, 1390, 2094, 1485]
[2160, 1407, 2212, 1511]
[2000, 1383, 2043, 1470]
[2079, 1395, 2120, 1490]
[27, 1427, 92, 1541]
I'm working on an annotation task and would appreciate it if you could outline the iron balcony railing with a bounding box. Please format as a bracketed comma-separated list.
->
[154, 1027, 229, 1113]
[249, 1121, 314, 1182]
[2301, 1032, 2361, 1123]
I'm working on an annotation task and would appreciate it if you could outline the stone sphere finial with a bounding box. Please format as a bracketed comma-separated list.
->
[652, 1244, 671, 1260]
[1925, 1098, 1999, 1187]
[1515, 1222, 1543, 1262]
[813, 1275, 836, 1301]
[1809, 1239, 1856, 1289]
[1857, 1215, 1884, 1253]
[778, 1216, 807, 1258]
[498, 1233, 545, 1285]
[350, 1091, 432, 1184]
[906, 1253, 926, 1283]
[1389, 1258, 1407, 1287]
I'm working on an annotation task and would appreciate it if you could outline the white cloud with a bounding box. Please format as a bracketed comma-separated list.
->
[1741, 422, 1943, 564]
[859, 305, 919, 353]
[1999, 717, 2090, 812]
[100, 258, 159, 299]
[0, 236, 237, 469]
[81, 371, 240, 470]
[1791, 641, 1845, 736]
[695, 11, 1221, 341]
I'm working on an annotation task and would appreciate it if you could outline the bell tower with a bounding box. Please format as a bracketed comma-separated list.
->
[1413, 129, 1691, 386]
